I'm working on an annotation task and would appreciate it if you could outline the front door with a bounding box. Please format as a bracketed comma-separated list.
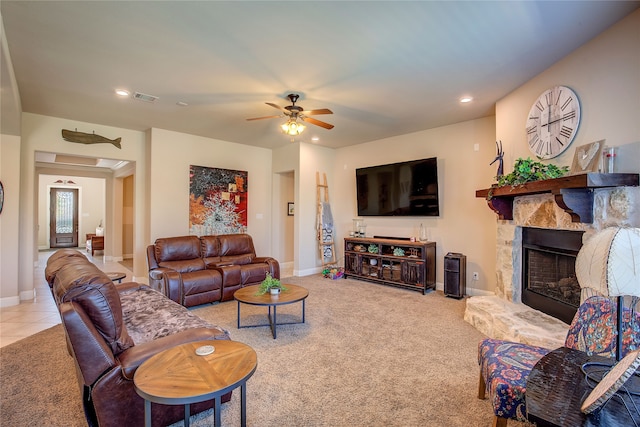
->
[50, 188, 79, 248]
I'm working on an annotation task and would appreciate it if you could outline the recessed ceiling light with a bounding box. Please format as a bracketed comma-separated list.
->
[115, 89, 130, 97]
[460, 96, 473, 103]
[311, 136, 319, 142]
[176, 101, 189, 107]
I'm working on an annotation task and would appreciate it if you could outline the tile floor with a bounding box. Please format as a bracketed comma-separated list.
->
[0, 249, 133, 348]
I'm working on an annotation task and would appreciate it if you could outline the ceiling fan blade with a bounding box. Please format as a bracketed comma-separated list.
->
[266, 102, 286, 112]
[301, 108, 333, 116]
[302, 116, 334, 130]
[246, 115, 281, 121]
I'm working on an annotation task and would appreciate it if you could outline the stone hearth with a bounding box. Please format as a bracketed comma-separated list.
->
[465, 184, 640, 348]
[464, 295, 568, 348]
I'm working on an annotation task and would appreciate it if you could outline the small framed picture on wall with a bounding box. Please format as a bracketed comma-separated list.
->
[287, 202, 294, 216]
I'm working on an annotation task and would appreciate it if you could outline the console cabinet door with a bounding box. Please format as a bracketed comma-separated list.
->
[345, 253, 360, 275]
[401, 260, 424, 286]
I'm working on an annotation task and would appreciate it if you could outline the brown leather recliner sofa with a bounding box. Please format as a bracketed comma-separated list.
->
[147, 234, 280, 308]
[45, 249, 231, 427]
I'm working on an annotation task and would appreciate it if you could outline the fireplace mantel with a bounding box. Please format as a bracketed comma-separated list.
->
[476, 173, 639, 223]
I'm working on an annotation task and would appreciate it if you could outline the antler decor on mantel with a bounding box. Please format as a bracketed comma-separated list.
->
[490, 140, 504, 178]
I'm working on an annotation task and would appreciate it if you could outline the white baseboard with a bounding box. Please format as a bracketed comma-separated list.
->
[295, 267, 324, 277]
[280, 261, 293, 269]
[0, 295, 21, 308]
[0, 289, 37, 307]
[20, 289, 36, 301]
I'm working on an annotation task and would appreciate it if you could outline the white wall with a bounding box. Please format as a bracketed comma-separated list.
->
[122, 175, 134, 257]
[0, 134, 21, 305]
[272, 143, 301, 272]
[332, 117, 497, 293]
[275, 171, 294, 264]
[147, 128, 274, 256]
[497, 9, 640, 174]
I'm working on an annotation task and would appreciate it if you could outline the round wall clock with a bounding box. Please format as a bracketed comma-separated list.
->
[525, 85, 581, 159]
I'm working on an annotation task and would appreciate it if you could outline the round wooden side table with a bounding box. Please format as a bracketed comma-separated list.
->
[134, 340, 257, 427]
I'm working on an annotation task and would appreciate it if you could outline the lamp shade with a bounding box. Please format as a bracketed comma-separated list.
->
[576, 227, 640, 298]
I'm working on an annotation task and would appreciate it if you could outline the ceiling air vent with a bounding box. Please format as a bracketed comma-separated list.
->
[133, 92, 159, 103]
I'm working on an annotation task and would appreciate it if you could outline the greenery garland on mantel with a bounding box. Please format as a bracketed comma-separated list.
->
[488, 157, 569, 199]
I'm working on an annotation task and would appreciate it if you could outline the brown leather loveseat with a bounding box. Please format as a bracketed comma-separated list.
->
[147, 233, 280, 308]
[45, 249, 231, 427]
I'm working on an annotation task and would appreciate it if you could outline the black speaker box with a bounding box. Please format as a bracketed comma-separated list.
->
[444, 252, 466, 299]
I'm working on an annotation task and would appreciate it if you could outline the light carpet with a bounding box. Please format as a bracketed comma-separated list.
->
[1, 274, 531, 426]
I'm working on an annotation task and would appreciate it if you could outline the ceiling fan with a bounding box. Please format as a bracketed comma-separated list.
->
[246, 94, 334, 130]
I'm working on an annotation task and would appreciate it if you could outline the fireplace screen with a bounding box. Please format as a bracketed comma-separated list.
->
[522, 227, 584, 324]
[525, 249, 580, 307]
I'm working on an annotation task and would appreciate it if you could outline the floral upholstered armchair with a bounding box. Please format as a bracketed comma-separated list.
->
[477, 295, 640, 427]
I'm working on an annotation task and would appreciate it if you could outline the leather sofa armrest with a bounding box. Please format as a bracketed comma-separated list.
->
[212, 264, 242, 285]
[117, 328, 230, 380]
[148, 268, 182, 303]
[146, 244, 159, 270]
[254, 256, 280, 279]
[149, 267, 172, 280]
[208, 261, 234, 268]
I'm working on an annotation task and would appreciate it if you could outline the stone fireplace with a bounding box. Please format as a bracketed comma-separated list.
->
[465, 178, 640, 349]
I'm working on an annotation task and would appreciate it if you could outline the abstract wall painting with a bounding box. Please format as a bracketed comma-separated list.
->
[189, 165, 247, 236]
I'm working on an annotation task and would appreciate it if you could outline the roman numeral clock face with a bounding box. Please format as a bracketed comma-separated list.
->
[526, 86, 581, 159]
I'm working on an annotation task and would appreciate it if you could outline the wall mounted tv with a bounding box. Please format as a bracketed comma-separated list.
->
[356, 157, 440, 216]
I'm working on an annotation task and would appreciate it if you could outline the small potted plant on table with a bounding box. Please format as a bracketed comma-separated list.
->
[256, 272, 287, 296]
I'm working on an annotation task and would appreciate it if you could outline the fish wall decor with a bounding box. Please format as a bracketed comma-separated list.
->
[61, 129, 122, 149]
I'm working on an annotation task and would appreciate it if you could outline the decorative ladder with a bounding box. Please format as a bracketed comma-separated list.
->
[316, 172, 336, 266]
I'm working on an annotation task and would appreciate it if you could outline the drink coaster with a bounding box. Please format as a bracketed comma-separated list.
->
[195, 345, 215, 356]
[581, 349, 640, 414]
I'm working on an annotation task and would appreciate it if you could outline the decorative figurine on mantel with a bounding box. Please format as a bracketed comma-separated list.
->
[490, 140, 504, 178]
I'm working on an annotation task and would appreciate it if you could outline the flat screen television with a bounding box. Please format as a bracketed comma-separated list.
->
[356, 157, 440, 216]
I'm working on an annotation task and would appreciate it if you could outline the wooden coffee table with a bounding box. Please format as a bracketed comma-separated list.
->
[134, 340, 257, 427]
[234, 284, 309, 339]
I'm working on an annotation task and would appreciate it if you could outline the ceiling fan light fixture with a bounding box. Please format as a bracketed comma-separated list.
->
[281, 119, 305, 136]
[247, 93, 333, 133]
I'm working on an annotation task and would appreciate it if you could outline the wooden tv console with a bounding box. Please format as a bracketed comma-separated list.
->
[344, 237, 436, 294]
